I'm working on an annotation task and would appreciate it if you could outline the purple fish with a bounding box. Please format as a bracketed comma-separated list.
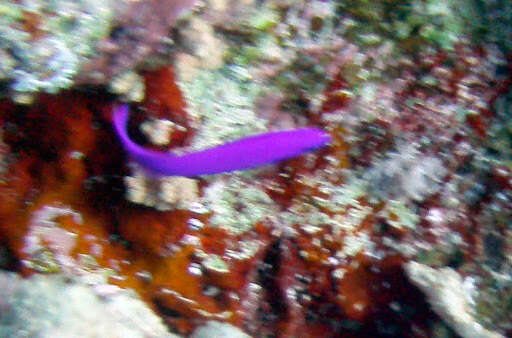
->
[113, 104, 331, 177]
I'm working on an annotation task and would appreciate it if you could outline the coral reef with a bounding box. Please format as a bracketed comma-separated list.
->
[405, 262, 504, 338]
[0, 0, 198, 103]
[190, 321, 250, 338]
[77, 0, 199, 85]
[458, 0, 512, 54]
[0, 0, 114, 102]
[0, 272, 175, 338]
[0, 0, 512, 337]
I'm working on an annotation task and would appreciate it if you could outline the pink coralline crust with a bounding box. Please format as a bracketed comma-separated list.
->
[77, 0, 199, 84]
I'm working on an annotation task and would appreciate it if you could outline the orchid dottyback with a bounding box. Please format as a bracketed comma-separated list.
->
[113, 104, 331, 177]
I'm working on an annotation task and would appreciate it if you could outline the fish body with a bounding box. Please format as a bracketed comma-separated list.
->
[113, 104, 331, 177]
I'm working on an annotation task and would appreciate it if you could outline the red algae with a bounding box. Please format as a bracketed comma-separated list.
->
[142, 67, 193, 148]
[0, 94, 132, 280]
